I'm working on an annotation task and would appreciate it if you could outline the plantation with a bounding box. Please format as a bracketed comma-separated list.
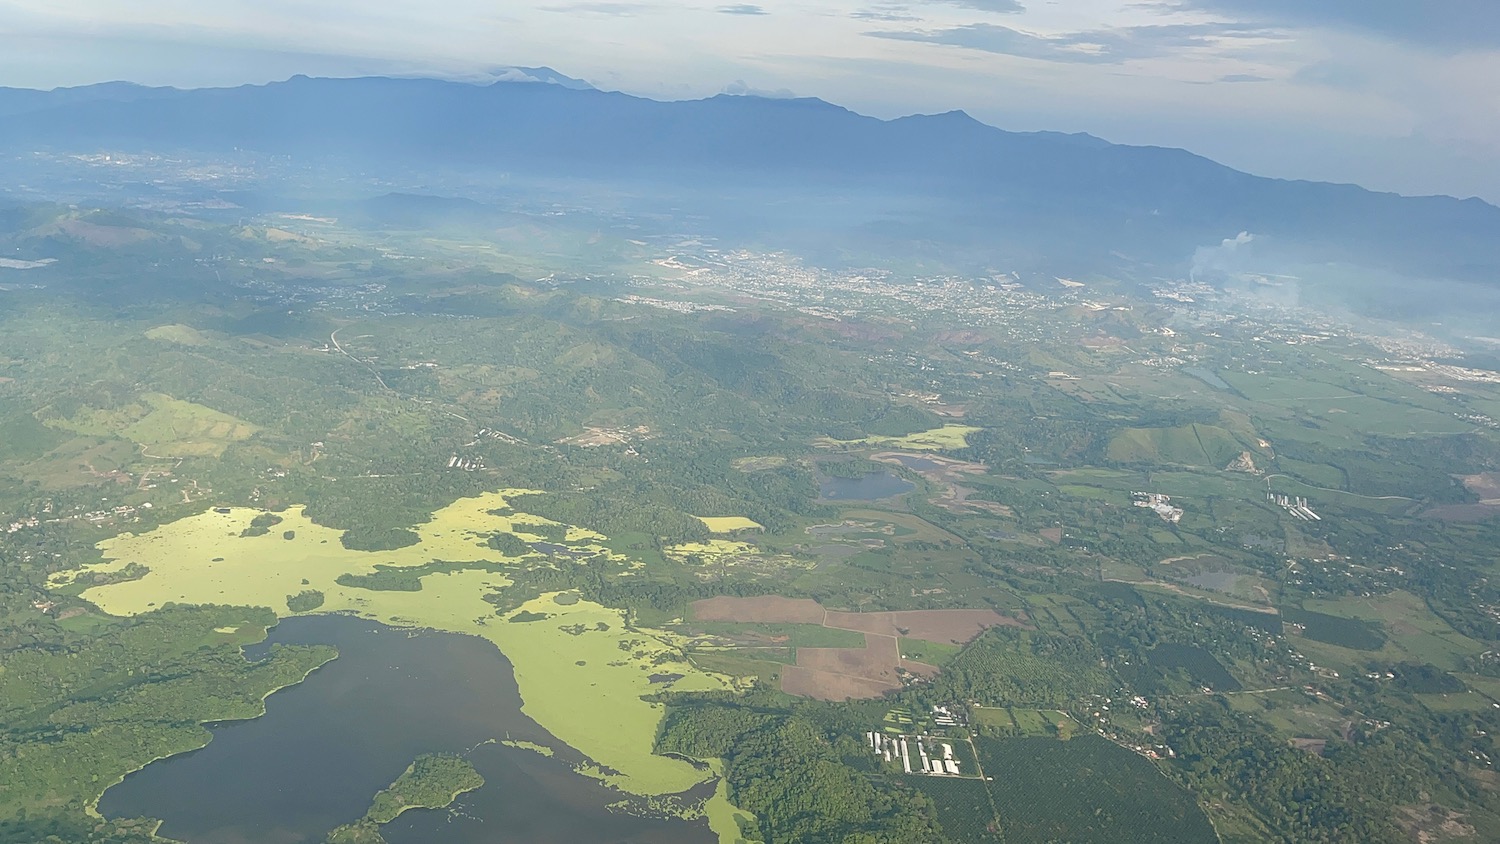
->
[1283, 607, 1387, 651]
[912, 778, 999, 843]
[977, 736, 1216, 844]
[1147, 643, 1243, 692]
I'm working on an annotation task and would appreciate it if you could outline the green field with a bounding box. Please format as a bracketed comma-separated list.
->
[822, 424, 982, 451]
[899, 637, 963, 666]
[696, 516, 764, 533]
[1106, 422, 1251, 467]
[1294, 591, 1488, 671]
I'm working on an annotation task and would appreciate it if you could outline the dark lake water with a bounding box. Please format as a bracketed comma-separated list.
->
[1183, 570, 1241, 592]
[1182, 367, 1231, 390]
[819, 471, 914, 500]
[886, 455, 943, 472]
[98, 615, 713, 844]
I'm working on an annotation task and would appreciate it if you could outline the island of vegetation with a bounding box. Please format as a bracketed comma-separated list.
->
[325, 753, 484, 844]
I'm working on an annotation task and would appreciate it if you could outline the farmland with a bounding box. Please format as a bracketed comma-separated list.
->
[686, 596, 1024, 699]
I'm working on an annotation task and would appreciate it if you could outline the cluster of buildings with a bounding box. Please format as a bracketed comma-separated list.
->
[1268, 493, 1321, 521]
[931, 705, 962, 728]
[6, 500, 154, 536]
[866, 732, 963, 776]
[446, 454, 486, 471]
[1132, 492, 1183, 524]
[638, 244, 1064, 338]
[615, 293, 734, 314]
[475, 427, 523, 445]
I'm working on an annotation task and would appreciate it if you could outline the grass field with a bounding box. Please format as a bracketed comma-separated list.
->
[970, 706, 1012, 730]
[899, 637, 963, 667]
[822, 424, 981, 451]
[833, 510, 965, 545]
[45, 392, 258, 457]
[665, 539, 757, 562]
[1106, 423, 1250, 467]
[144, 324, 216, 346]
[1296, 591, 1487, 671]
[686, 621, 866, 650]
[976, 708, 1082, 740]
[695, 516, 764, 533]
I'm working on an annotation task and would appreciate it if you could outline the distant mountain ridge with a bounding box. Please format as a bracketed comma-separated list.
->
[0, 74, 1496, 283]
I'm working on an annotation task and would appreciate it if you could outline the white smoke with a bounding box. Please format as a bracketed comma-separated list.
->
[1190, 231, 1256, 282]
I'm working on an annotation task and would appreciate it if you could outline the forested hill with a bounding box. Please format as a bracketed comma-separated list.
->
[1, 74, 1498, 284]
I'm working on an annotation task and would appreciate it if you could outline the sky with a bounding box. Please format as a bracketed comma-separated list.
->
[2, 0, 1497, 202]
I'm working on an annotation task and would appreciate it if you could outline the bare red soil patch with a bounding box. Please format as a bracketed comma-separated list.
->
[796, 634, 901, 681]
[780, 666, 896, 701]
[824, 609, 1027, 644]
[903, 659, 940, 679]
[1463, 472, 1500, 502]
[781, 635, 944, 700]
[695, 595, 1019, 699]
[690, 595, 824, 624]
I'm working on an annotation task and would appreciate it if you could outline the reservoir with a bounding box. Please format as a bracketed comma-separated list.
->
[1182, 367, 1231, 390]
[819, 470, 914, 501]
[885, 454, 944, 473]
[97, 615, 713, 844]
[1182, 570, 1241, 592]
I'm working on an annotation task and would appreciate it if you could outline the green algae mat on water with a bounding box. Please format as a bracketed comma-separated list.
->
[819, 424, 982, 451]
[56, 491, 740, 806]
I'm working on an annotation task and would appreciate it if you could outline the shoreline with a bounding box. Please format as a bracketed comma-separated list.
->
[85, 636, 340, 821]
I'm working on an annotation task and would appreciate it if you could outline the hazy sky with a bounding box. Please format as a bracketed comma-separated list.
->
[2, 0, 1497, 202]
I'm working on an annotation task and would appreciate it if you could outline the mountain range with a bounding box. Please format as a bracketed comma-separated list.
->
[1, 73, 1496, 287]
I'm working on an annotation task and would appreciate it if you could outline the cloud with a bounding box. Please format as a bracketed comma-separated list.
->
[1165, 0, 1500, 53]
[538, 2, 652, 16]
[722, 79, 795, 98]
[851, 6, 920, 23]
[716, 3, 767, 14]
[1289, 61, 1370, 90]
[484, 66, 595, 89]
[870, 21, 1279, 64]
[1218, 73, 1268, 83]
[938, 0, 1024, 12]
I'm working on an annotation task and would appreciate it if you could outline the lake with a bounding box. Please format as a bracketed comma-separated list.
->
[1182, 367, 1231, 390]
[98, 615, 713, 844]
[819, 471, 914, 501]
[886, 454, 943, 473]
[1182, 570, 1241, 592]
